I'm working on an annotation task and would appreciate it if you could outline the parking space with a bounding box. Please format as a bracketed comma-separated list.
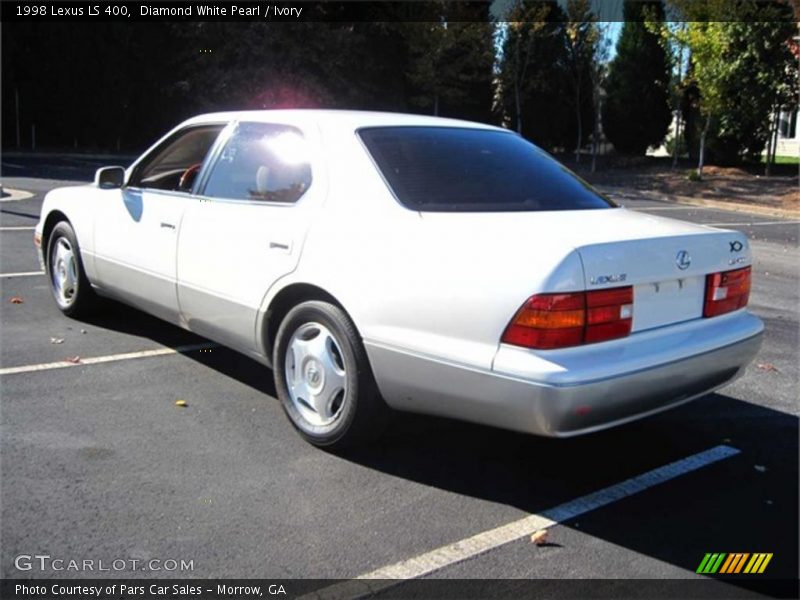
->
[1, 177, 797, 590]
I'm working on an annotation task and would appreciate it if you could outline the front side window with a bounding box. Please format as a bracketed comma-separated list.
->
[358, 127, 615, 212]
[131, 125, 224, 192]
[203, 122, 312, 203]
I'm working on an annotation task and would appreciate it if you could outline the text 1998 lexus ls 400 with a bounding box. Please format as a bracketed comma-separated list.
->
[35, 110, 764, 448]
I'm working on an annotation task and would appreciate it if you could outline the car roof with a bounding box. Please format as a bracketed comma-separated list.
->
[181, 109, 507, 132]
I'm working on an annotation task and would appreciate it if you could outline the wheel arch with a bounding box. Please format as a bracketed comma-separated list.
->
[42, 210, 71, 258]
[262, 283, 355, 363]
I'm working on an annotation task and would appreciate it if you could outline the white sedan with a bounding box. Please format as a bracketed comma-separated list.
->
[35, 110, 764, 448]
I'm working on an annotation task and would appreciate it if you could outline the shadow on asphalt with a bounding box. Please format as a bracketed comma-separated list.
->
[75, 303, 799, 593]
[0, 207, 40, 220]
[80, 299, 278, 398]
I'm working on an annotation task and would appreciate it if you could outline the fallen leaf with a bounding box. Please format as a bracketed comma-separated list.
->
[9, 296, 23, 304]
[530, 530, 548, 546]
[756, 363, 779, 373]
[754, 465, 767, 473]
[50, 337, 64, 344]
[175, 400, 188, 408]
[65, 356, 81, 364]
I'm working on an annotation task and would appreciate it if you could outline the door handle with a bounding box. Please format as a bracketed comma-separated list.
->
[160, 222, 176, 230]
[269, 241, 291, 251]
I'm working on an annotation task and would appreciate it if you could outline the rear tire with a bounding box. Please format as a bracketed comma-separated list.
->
[46, 221, 98, 318]
[273, 300, 389, 449]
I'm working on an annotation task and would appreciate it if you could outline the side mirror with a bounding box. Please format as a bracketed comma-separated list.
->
[95, 166, 126, 189]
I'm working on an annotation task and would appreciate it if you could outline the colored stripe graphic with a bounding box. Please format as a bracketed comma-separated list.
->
[700, 553, 773, 575]
[698, 553, 727, 574]
[710, 553, 726, 573]
[720, 553, 747, 573]
[744, 553, 773, 574]
[719, 554, 736, 573]
[697, 554, 713, 573]
[758, 554, 773, 573]
[734, 553, 750, 573]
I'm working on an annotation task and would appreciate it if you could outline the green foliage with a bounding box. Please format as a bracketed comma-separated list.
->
[668, 0, 798, 165]
[602, 1, 672, 155]
[405, 18, 495, 121]
[686, 169, 702, 182]
[706, 20, 798, 164]
[497, 0, 596, 152]
[664, 133, 687, 158]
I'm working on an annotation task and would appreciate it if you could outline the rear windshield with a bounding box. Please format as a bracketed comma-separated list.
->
[358, 127, 615, 212]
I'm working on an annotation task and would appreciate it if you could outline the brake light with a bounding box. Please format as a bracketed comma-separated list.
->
[704, 266, 750, 318]
[502, 286, 633, 350]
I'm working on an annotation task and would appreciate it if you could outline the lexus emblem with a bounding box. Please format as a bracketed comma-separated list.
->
[676, 250, 691, 270]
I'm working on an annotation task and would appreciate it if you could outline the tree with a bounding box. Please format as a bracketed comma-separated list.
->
[668, 0, 797, 175]
[602, 1, 672, 155]
[708, 19, 798, 165]
[766, 33, 799, 175]
[498, 0, 557, 133]
[589, 23, 613, 172]
[405, 18, 494, 121]
[563, 0, 599, 162]
[497, 1, 595, 153]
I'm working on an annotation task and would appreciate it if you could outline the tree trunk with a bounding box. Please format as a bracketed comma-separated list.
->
[515, 82, 522, 134]
[672, 41, 684, 169]
[769, 107, 779, 172]
[433, 94, 439, 117]
[697, 114, 711, 179]
[765, 107, 776, 177]
[672, 112, 682, 169]
[591, 89, 601, 173]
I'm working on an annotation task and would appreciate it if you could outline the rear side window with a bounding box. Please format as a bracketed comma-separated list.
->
[203, 122, 312, 203]
[358, 127, 614, 212]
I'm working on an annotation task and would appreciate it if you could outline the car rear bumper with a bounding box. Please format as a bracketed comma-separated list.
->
[366, 311, 764, 436]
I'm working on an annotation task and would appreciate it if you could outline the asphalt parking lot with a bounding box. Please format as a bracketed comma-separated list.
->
[1, 165, 798, 596]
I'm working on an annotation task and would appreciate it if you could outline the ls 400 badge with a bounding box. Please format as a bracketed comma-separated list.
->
[590, 273, 627, 285]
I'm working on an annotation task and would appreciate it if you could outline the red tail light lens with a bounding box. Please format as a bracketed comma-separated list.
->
[704, 266, 751, 318]
[502, 286, 633, 350]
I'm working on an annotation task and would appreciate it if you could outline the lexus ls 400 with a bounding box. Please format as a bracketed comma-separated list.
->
[35, 111, 764, 448]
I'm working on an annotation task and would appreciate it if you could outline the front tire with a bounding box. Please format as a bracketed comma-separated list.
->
[273, 300, 388, 449]
[46, 221, 98, 317]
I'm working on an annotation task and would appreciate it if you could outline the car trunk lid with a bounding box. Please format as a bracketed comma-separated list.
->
[420, 207, 751, 333]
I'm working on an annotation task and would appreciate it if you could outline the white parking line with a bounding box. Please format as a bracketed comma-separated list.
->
[0, 342, 218, 376]
[0, 226, 36, 231]
[1, 271, 45, 278]
[305, 445, 740, 599]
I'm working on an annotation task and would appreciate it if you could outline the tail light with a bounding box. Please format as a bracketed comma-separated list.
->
[704, 266, 750, 318]
[502, 286, 633, 350]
